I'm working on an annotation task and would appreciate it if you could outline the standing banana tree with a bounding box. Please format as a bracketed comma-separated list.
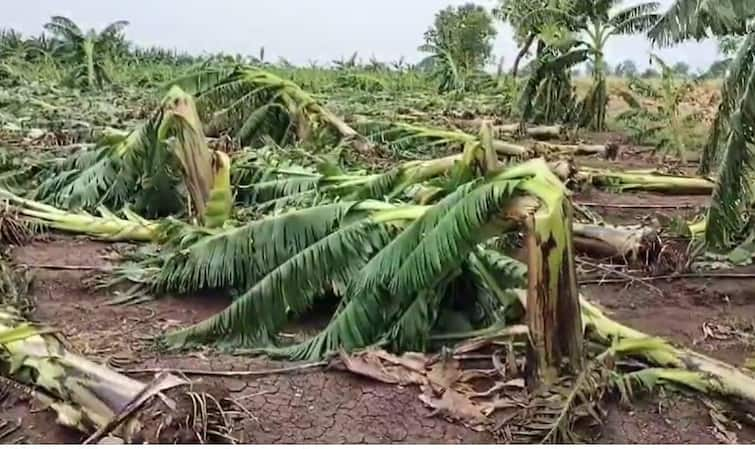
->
[616, 54, 697, 162]
[647, 0, 755, 249]
[575, 0, 660, 131]
[501, 0, 659, 131]
[43, 16, 128, 89]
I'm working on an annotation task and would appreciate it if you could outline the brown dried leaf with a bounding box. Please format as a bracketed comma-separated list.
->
[419, 388, 489, 426]
[374, 350, 428, 373]
[427, 359, 461, 392]
[480, 395, 522, 416]
[338, 350, 428, 386]
[338, 350, 400, 384]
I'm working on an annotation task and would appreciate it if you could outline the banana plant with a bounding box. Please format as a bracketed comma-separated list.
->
[35, 87, 232, 226]
[43, 16, 128, 89]
[170, 66, 368, 150]
[503, 0, 659, 131]
[0, 259, 234, 443]
[575, 0, 661, 131]
[155, 158, 572, 360]
[646, 0, 755, 250]
[616, 55, 698, 162]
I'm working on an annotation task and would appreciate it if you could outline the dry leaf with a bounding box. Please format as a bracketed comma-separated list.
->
[338, 350, 400, 384]
[338, 350, 428, 386]
[427, 358, 461, 392]
[419, 388, 489, 425]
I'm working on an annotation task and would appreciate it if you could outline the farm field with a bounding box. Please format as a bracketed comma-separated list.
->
[1, 1, 755, 444]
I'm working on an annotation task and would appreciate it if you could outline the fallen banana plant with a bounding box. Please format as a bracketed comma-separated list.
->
[355, 119, 529, 159]
[452, 119, 563, 140]
[171, 65, 370, 150]
[234, 146, 574, 213]
[533, 141, 620, 160]
[582, 299, 755, 408]
[34, 87, 232, 226]
[572, 223, 660, 262]
[0, 304, 236, 443]
[577, 166, 716, 194]
[0, 187, 159, 242]
[153, 158, 572, 361]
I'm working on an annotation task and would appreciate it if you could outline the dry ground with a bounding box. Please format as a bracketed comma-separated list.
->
[2, 137, 754, 444]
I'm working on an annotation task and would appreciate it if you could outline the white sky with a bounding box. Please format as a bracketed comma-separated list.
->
[4, 0, 720, 71]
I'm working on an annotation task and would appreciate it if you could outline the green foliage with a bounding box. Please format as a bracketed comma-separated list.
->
[616, 55, 701, 161]
[614, 59, 638, 77]
[44, 16, 129, 89]
[420, 3, 497, 93]
[648, 0, 754, 47]
[705, 61, 755, 249]
[153, 159, 563, 360]
[34, 87, 225, 220]
[519, 47, 588, 127]
[700, 34, 755, 174]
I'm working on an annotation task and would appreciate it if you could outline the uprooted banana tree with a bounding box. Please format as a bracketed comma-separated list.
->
[34, 86, 232, 226]
[0, 258, 236, 443]
[170, 65, 370, 150]
[157, 159, 582, 366]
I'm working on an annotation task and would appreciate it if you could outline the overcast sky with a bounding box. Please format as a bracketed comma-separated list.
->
[5, 0, 720, 71]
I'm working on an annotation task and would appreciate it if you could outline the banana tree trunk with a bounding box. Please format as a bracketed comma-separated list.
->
[510, 290, 755, 409]
[160, 87, 231, 226]
[534, 142, 619, 160]
[523, 200, 583, 387]
[582, 300, 755, 407]
[578, 167, 715, 194]
[492, 140, 530, 157]
[160, 87, 214, 219]
[0, 306, 233, 443]
[83, 39, 96, 89]
[573, 223, 659, 262]
[317, 107, 372, 153]
[452, 120, 563, 141]
[495, 124, 562, 140]
[0, 188, 159, 242]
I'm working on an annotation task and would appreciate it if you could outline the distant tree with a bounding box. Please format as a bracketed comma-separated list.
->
[640, 67, 659, 78]
[419, 3, 497, 92]
[614, 59, 638, 77]
[672, 61, 690, 76]
[585, 60, 610, 76]
[44, 16, 129, 89]
[332, 52, 359, 69]
[423, 3, 496, 71]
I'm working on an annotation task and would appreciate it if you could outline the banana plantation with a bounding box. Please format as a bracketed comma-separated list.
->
[1, 0, 755, 444]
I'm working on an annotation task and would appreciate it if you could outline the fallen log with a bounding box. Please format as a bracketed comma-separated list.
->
[451, 119, 563, 141]
[509, 289, 755, 413]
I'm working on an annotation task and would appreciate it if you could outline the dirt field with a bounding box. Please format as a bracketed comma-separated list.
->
[2, 146, 754, 444]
